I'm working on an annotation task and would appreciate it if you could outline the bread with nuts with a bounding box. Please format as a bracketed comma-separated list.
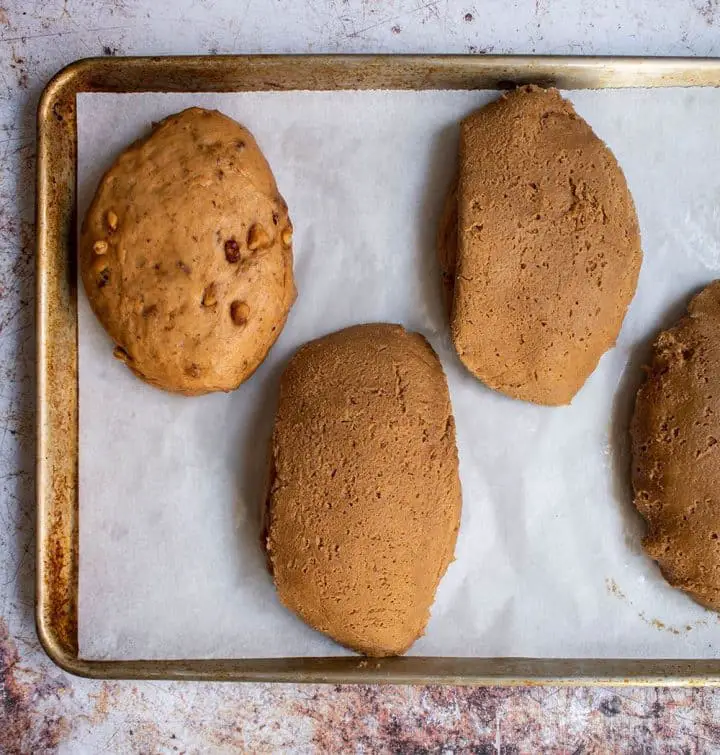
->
[631, 281, 720, 611]
[265, 324, 462, 656]
[443, 86, 642, 405]
[80, 107, 296, 395]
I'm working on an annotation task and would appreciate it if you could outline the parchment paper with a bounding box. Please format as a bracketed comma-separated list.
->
[78, 89, 720, 660]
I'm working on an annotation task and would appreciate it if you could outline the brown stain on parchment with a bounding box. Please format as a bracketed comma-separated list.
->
[605, 577, 627, 600]
[605, 577, 708, 635]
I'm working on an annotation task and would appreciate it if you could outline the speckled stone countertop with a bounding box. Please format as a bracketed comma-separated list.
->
[2, 1, 720, 752]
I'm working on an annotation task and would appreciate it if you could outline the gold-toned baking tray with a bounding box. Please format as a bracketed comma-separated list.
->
[36, 54, 720, 685]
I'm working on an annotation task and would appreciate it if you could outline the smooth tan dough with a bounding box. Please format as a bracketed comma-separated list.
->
[450, 85, 642, 405]
[631, 281, 720, 611]
[265, 324, 462, 656]
[80, 107, 296, 395]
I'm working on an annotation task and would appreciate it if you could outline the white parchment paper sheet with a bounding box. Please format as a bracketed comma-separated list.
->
[78, 89, 720, 660]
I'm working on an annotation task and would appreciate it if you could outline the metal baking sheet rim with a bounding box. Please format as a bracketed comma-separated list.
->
[35, 53, 720, 685]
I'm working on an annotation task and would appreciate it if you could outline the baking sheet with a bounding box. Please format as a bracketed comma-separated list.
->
[77, 89, 720, 661]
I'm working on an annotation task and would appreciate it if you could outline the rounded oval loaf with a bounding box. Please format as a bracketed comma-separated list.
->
[632, 281, 720, 611]
[448, 85, 642, 405]
[265, 324, 462, 656]
[80, 107, 296, 395]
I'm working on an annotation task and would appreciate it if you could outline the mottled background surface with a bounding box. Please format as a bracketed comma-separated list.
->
[2, 1, 720, 752]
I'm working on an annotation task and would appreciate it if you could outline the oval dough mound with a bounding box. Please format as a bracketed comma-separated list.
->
[632, 281, 720, 611]
[265, 324, 462, 656]
[80, 107, 296, 395]
[451, 86, 642, 405]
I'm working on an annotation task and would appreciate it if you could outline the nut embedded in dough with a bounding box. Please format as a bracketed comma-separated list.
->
[247, 223, 271, 251]
[202, 283, 218, 308]
[230, 300, 250, 327]
[91, 256, 110, 287]
[113, 345, 130, 363]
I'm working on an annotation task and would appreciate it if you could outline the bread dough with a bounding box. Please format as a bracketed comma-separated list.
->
[265, 324, 462, 656]
[449, 85, 642, 405]
[632, 281, 720, 611]
[80, 107, 296, 395]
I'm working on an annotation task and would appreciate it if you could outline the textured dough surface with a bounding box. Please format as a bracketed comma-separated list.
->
[265, 324, 462, 656]
[631, 281, 720, 611]
[80, 107, 296, 395]
[451, 86, 642, 405]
